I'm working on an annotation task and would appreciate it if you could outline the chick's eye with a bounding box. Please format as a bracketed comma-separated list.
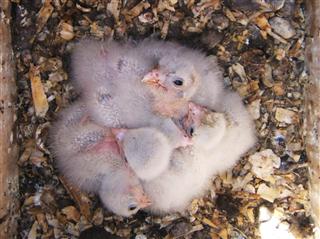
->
[188, 127, 194, 137]
[173, 78, 184, 86]
[128, 204, 137, 211]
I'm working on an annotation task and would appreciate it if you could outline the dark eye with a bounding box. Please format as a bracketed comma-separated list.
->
[128, 204, 137, 211]
[189, 127, 194, 136]
[173, 78, 183, 86]
[188, 127, 194, 137]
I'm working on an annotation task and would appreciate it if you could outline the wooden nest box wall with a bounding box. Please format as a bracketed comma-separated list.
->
[0, 0, 19, 238]
[305, 0, 320, 235]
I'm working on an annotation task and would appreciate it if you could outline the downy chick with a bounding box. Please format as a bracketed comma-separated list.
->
[50, 102, 151, 217]
[184, 92, 256, 175]
[138, 39, 225, 117]
[71, 39, 151, 128]
[139, 104, 227, 213]
[142, 93, 256, 214]
[51, 101, 174, 184]
[141, 55, 200, 119]
[139, 41, 255, 172]
[138, 45, 256, 213]
[113, 127, 172, 181]
[71, 40, 191, 148]
[142, 146, 213, 213]
[194, 91, 257, 173]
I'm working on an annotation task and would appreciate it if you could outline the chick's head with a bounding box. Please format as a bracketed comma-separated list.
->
[142, 58, 200, 101]
[99, 172, 151, 217]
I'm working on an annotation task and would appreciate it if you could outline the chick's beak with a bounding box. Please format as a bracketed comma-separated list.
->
[141, 75, 159, 85]
[141, 70, 167, 91]
[138, 194, 152, 208]
[130, 185, 152, 208]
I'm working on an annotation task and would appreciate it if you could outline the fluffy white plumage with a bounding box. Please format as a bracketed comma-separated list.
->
[138, 39, 225, 117]
[194, 91, 257, 172]
[55, 39, 257, 215]
[142, 146, 210, 213]
[71, 40, 189, 149]
[142, 92, 256, 213]
[115, 127, 172, 181]
[71, 40, 151, 127]
[138, 40, 256, 169]
[50, 102, 151, 217]
[134, 41, 256, 213]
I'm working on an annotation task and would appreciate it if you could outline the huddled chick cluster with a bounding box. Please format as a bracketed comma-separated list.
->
[50, 40, 256, 217]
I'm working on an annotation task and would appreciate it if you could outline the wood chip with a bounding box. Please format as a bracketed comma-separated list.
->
[36, 213, 48, 233]
[107, 0, 120, 22]
[236, 81, 259, 97]
[253, 15, 271, 32]
[231, 63, 247, 82]
[92, 208, 104, 225]
[257, 184, 280, 203]
[35, 0, 54, 34]
[267, 30, 288, 44]
[123, 2, 151, 22]
[273, 82, 285, 96]
[247, 99, 261, 120]
[249, 149, 281, 183]
[218, 227, 229, 239]
[157, 0, 176, 12]
[61, 206, 80, 222]
[202, 217, 218, 228]
[275, 108, 299, 124]
[224, 8, 236, 22]
[58, 22, 74, 41]
[27, 221, 38, 239]
[161, 18, 170, 39]
[29, 64, 49, 117]
[18, 139, 35, 165]
[59, 176, 92, 220]
[275, 48, 286, 61]
[246, 208, 255, 223]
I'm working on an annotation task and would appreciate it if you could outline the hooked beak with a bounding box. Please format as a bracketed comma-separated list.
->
[138, 194, 152, 208]
[141, 69, 168, 91]
[129, 186, 152, 208]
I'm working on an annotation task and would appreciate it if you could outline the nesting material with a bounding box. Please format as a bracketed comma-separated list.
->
[29, 64, 49, 117]
[11, 0, 315, 238]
